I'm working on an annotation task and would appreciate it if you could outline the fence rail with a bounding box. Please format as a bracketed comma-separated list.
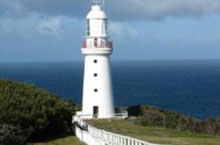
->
[73, 115, 161, 145]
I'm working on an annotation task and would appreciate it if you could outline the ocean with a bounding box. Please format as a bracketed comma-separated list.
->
[0, 60, 220, 120]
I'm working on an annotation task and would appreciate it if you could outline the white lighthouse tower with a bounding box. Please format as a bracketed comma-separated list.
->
[81, 0, 115, 119]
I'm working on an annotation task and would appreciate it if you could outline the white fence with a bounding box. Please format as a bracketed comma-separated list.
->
[75, 111, 128, 120]
[73, 115, 162, 145]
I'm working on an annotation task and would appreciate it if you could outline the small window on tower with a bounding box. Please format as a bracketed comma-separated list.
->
[86, 20, 90, 36]
[105, 19, 108, 35]
[94, 73, 98, 77]
[94, 89, 98, 92]
[94, 59, 97, 63]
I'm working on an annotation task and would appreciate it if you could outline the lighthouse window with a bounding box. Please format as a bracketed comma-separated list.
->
[94, 73, 98, 77]
[94, 89, 98, 92]
[86, 20, 90, 36]
[94, 59, 97, 63]
[106, 20, 108, 33]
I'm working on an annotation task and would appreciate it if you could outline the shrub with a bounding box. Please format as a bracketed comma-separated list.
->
[217, 117, 220, 125]
[0, 124, 26, 145]
[205, 118, 217, 134]
[216, 117, 220, 134]
[127, 105, 142, 116]
[127, 105, 220, 135]
[0, 80, 75, 141]
[141, 107, 164, 127]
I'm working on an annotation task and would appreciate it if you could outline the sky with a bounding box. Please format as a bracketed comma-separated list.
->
[0, 0, 220, 62]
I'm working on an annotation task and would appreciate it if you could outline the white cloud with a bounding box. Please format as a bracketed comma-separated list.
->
[107, 0, 220, 20]
[1, 0, 220, 20]
[0, 0, 28, 18]
[109, 22, 138, 39]
[38, 16, 62, 37]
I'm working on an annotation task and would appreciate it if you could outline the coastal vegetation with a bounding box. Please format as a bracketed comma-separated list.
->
[0, 80, 75, 145]
[127, 105, 220, 135]
[88, 105, 220, 145]
[88, 119, 220, 145]
[1, 80, 220, 145]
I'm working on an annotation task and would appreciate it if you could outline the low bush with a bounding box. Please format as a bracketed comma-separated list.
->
[128, 105, 220, 135]
[0, 80, 75, 144]
[0, 124, 26, 145]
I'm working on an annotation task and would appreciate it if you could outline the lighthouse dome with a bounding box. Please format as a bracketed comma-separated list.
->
[87, 5, 107, 19]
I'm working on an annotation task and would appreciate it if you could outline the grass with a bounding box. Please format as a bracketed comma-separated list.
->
[32, 136, 85, 145]
[88, 118, 220, 145]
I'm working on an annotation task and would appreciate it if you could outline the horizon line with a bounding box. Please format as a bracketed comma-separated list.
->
[1, 58, 220, 64]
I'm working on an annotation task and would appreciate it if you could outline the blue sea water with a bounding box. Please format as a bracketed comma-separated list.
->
[0, 60, 220, 120]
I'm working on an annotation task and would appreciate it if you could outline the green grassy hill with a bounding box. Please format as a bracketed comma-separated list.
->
[88, 118, 220, 145]
[33, 136, 85, 145]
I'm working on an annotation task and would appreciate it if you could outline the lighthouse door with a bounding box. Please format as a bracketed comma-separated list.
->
[94, 38, 98, 48]
[93, 106, 99, 118]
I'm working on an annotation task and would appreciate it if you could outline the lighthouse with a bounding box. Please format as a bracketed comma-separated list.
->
[81, 0, 115, 119]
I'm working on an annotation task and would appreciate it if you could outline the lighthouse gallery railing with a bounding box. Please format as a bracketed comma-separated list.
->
[82, 41, 113, 48]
